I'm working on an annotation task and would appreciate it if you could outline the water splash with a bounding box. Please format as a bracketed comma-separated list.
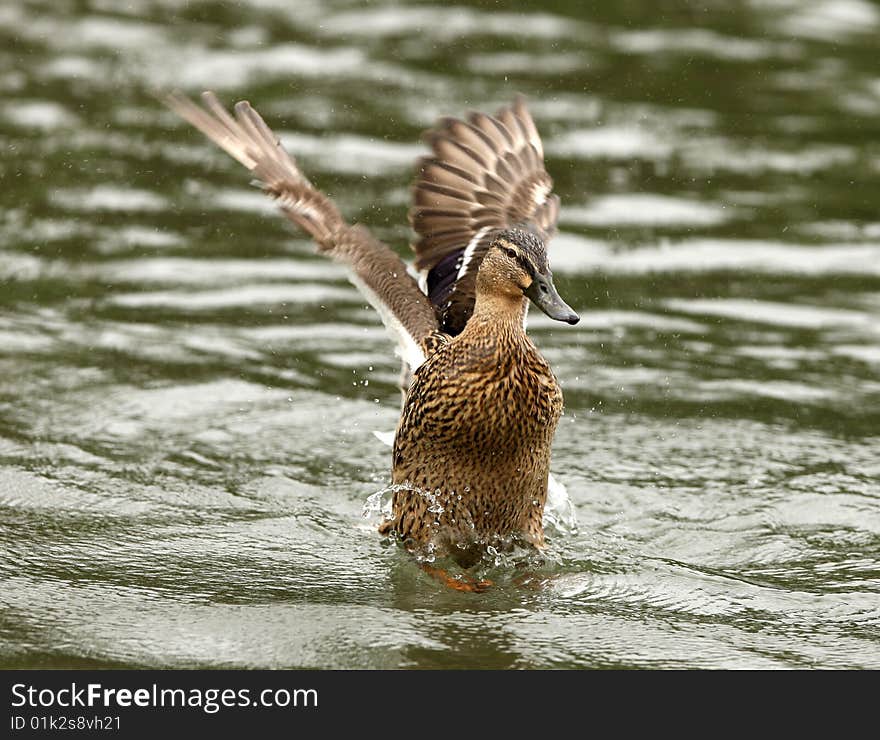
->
[370, 430, 578, 536]
[361, 486, 392, 520]
[544, 473, 579, 536]
[361, 481, 445, 521]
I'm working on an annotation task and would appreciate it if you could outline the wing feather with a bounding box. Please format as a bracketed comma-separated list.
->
[410, 95, 560, 334]
[164, 91, 438, 371]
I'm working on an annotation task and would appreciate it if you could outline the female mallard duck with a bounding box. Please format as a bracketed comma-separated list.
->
[164, 92, 579, 588]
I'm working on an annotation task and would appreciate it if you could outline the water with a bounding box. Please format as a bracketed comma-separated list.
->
[2, 0, 879, 669]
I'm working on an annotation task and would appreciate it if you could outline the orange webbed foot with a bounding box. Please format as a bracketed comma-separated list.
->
[420, 563, 493, 593]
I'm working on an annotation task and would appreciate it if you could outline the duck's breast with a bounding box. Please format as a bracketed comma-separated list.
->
[395, 338, 563, 468]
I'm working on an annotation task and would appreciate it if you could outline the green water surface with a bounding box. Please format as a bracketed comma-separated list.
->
[1, 0, 879, 669]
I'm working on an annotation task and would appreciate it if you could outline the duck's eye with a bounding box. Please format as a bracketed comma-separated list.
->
[504, 248, 517, 259]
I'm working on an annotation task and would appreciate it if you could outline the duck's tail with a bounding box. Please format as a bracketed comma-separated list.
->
[162, 92, 438, 375]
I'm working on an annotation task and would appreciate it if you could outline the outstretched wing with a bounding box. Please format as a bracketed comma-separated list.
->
[164, 92, 438, 371]
[410, 95, 559, 335]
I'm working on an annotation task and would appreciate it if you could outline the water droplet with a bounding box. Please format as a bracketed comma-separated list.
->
[362, 486, 393, 519]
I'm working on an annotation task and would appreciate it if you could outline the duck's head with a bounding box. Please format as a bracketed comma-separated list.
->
[477, 228, 580, 325]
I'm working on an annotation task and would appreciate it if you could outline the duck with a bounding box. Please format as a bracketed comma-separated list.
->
[163, 91, 579, 591]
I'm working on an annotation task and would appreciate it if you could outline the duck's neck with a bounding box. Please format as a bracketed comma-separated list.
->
[464, 292, 529, 341]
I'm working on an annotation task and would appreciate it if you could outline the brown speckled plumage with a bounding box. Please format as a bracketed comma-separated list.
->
[380, 240, 568, 567]
[163, 91, 579, 574]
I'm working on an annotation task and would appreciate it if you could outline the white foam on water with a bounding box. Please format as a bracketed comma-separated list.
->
[547, 126, 672, 160]
[66, 16, 169, 50]
[1, 100, 78, 129]
[0, 469, 160, 516]
[95, 258, 345, 285]
[832, 345, 880, 364]
[40, 55, 107, 81]
[467, 52, 588, 75]
[549, 234, 880, 276]
[278, 132, 423, 176]
[102, 227, 184, 252]
[182, 335, 262, 361]
[226, 25, 269, 48]
[50, 186, 168, 212]
[682, 138, 855, 174]
[0, 330, 55, 353]
[524, 95, 603, 123]
[319, 351, 388, 369]
[108, 379, 291, 427]
[320, 6, 584, 40]
[663, 298, 874, 330]
[0, 253, 43, 281]
[562, 194, 732, 227]
[797, 220, 880, 239]
[108, 283, 356, 310]
[697, 379, 834, 402]
[611, 28, 800, 61]
[9, 11, 169, 51]
[166, 44, 369, 89]
[774, 0, 879, 40]
[734, 345, 825, 362]
[528, 310, 705, 334]
[245, 323, 385, 344]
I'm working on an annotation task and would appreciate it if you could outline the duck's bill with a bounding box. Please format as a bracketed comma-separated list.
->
[524, 274, 580, 325]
